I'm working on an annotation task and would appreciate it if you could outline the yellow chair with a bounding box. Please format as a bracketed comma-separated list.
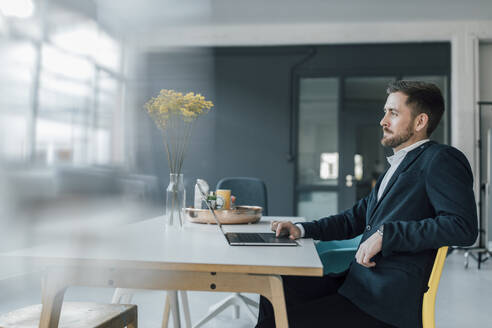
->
[422, 246, 448, 328]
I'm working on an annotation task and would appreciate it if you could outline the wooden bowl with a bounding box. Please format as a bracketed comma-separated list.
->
[184, 206, 262, 224]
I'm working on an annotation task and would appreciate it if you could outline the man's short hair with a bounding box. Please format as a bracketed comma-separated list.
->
[386, 80, 445, 137]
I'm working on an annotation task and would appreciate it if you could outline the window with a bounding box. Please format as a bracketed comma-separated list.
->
[320, 152, 338, 180]
[0, 1, 124, 165]
[0, 41, 36, 161]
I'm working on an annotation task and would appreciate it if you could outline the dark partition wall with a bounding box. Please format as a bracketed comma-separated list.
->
[212, 48, 310, 215]
[133, 48, 218, 208]
[134, 43, 450, 217]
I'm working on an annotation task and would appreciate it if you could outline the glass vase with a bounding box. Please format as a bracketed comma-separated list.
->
[165, 173, 186, 228]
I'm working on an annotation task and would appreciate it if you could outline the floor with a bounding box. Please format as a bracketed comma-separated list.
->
[0, 250, 491, 327]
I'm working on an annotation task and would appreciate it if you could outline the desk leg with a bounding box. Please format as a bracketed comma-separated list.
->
[265, 275, 288, 328]
[39, 272, 68, 328]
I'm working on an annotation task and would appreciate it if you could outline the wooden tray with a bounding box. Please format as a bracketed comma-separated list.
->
[184, 206, 262, 224]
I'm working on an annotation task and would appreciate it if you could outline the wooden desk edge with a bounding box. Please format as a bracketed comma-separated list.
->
[1, 255, 323, 277]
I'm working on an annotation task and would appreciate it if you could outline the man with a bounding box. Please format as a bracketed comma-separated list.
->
[256, 81, 478, 328]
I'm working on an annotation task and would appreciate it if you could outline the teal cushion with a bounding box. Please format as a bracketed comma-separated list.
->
[316, 236, 362, 275]
[317, 248, 357, 274]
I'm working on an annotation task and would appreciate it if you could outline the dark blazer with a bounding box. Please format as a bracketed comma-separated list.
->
[301, 141, 478, 328]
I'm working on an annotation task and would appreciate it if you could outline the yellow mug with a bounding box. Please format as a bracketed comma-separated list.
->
[216, 189, 231, 210]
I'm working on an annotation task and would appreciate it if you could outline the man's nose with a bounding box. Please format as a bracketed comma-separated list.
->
[380, 114, 388, 127]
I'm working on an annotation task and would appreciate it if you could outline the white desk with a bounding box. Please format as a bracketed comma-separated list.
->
[1, 216, 323, 328]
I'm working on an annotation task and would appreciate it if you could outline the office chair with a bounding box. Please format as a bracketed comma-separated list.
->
[422, 246, 448, 328]
[315, 236, 362, 275]
[318, 242, 448, 328]
[193, 177, 268, 328]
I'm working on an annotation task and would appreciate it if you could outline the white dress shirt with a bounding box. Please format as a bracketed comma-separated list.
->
[297, 139, 430, 238]
[376, 139, 429, 201]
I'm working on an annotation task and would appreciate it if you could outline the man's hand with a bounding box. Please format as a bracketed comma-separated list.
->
[270, 221, 301, 240]
[355, 232, 383, 268]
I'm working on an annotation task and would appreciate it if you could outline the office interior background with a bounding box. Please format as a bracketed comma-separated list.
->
[0, 0, 492, 327]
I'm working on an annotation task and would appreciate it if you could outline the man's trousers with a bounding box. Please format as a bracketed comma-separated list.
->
[256, 273, 395, 328]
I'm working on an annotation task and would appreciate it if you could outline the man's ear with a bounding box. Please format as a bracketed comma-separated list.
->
[414, 113, 429, 133]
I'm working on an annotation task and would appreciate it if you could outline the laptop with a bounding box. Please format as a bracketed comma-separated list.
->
[197, 184, 298, 246]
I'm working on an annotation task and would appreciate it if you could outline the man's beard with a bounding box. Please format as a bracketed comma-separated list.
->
[381, 125, 414, 149]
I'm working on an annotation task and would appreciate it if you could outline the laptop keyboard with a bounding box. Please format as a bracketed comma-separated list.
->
[230, 233, 265, 243]
[226, 232, 297, 246]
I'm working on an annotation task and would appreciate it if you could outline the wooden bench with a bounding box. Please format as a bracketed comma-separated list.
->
[0, 302, 137, 327]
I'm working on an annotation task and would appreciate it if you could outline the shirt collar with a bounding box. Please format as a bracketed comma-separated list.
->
[386, 139, 430, 166]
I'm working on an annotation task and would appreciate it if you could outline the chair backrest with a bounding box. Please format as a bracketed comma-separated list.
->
[422, 246, 448, 328]
[216, 177, 268, 215]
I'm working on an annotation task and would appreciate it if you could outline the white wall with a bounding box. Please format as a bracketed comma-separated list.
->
[479, 42, 492, 249]
[481, 43, 492, 101]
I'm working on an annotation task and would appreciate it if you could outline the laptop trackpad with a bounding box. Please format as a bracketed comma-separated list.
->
[258, 233, 296, 243]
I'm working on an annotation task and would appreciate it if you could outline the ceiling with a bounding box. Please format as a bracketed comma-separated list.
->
[45, 0, 492, 47]
[93, 0, 492, 32]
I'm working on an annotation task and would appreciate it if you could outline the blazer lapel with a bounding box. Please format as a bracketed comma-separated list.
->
[366, 170, 387, 218]
[367, 141, 435, 220]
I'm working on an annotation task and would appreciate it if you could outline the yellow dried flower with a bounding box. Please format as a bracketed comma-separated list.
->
[144, 89, 214, 174]
[145, 89, 213, 128]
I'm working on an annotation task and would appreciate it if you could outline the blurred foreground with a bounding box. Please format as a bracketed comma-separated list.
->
[0, 164, 161, 252]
